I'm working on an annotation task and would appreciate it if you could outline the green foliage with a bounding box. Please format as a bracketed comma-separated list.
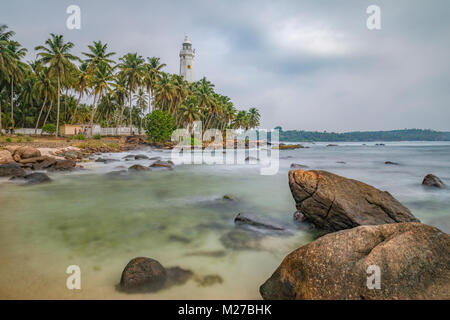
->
[144, 110, 176, 143]
[42, 123, 56, 134]
[75, 133, 86, 140]
[16, 137, 22, 142]
[25, 136, 33, 142]
[93, 133, 102, 140]
[5, 137, 11, 142]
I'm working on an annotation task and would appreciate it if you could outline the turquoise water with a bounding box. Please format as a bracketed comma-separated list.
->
[0, 141, 448, 299]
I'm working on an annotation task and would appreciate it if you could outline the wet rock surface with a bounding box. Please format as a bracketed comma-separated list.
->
[0, 162, 26, 177]
[128, 164, 150, 172]
[260, 222, 450, 300]
[234, 213, 285, 231]
[422, 174, 446, 188]
[289, 169, 419, 233]
[11, 172, 51, 185]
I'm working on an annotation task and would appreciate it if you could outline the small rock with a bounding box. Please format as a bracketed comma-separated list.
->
[195, 275, 224, 287]
[245, 156, 259, 162]
[168, 234, 191, 243]
[49, 159, 77, 171]
[128, 164, 150, 172]
[134, 154, 149, 160]
[150, 160, 174, 169]
[223, 194, 236, 201]
[336, 161, 346, 164]
[422, 174, 446, 188]
[290, 163, 309, 169]
[95, 158, 119, 164]
[0, 150, 13, 164]
[220, 229, 264, 250]
[235, 213, 285, 231]
[385, 161, 399, 165]
[327, 144, 338, 147]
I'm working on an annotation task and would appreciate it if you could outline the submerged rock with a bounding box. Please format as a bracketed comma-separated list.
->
[195, 274, 224, 287]
[11, 172, 51, 185]
[0, 163, 26, 177]
[422, 174, 446, 188]
[260, 222, 450, 300]
[95, 158, 119, 164]
[134, 154, 149, 160]
[288, 169, 419, 233]
[220, 229, 264, 250]
[385, 161, 399, 165]
[150, 160, 174, 170]
[128, 164, 150, 172]
[234, 213, 285, 231]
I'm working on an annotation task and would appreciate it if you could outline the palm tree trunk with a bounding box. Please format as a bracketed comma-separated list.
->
[148, 87, 151, 114]
[35, 97, 47, 134]
[0, 98, 2, 134]
[70, 92, 83, 124]
[116, 104, 124, 135]
[89, 93, 99, 137]
[55, 75, 61, 137]
[42, 100, 53, 134]
[129, 87, 133, 130]
[10, 78, 14, 130]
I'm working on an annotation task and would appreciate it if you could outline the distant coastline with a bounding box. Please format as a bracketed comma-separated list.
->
[276, 128, 450, 142]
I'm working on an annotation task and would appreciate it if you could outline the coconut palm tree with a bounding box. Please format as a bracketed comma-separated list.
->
[35, 34, 80, 136]
[144, 57, 166, 113]
[178, 96, 202, 130]
[82, 41, 116, 72]
[34, 64, 56, 133]
[6, 40, 27, 129]
[117, 53, 146, 127]
[111, 74, 128, 134]
[70, 62, 91, 123]
[154, 72, 175, 112]
[247, 107, 260, 128]
[133, 88, 148, 133]
[88, 62, 114, 135]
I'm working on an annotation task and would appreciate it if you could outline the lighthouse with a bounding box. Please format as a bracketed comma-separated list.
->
[179, 36, 195, 82]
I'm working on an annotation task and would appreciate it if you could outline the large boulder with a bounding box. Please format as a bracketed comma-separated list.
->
[422, 174, 446, 188]
[13, 146, 41, 160]
[0, 150, 14, 164]
[260, 222, 450, 300]
[288, 170, 419, 233]
[0, 163, 26, 177]
[11, 172, 51, 185]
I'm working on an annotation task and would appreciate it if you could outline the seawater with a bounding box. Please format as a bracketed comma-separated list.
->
[0, 141, 448, 299]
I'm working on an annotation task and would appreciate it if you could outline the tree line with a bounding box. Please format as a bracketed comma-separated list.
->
[0, 25, 261, 137]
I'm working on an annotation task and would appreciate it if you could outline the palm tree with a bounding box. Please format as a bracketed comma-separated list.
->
[88, 62, 114, 135]
[144, 57, 166, 113]
[133, 88, 148, 133]
[70, 62, 91, 123]
[82, 41, 116, 72]
[111, 74, 128, 134]
[247, 107, 260, 128]
[6, 40, 27, 129]
[154, 72, 175, 112]
[34, 64, 56, 133]
[35, 34, 80, 136]
[178, 96, 202, 130]
[117, 53, 145, 127]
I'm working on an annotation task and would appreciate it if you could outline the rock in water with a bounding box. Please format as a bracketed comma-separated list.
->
[119, 257, 167, 292]
[290, 163, 309, 169]
[11, 172, 51, 185]
[422, 174, 446, 188]
[288, 169, 419, 232]
[150, 160, 174, 169]
[134, 154, 149, 160]
[0, 163, 26, 177]
[385, 161, 399, 165]
[128, 164, 150, 172]
[260, 222, 450, 300]
[235, 213, 285, 231]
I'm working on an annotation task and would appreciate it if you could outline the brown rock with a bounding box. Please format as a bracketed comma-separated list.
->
[13, 146, 41, 160]
[0, 150, 14, 164]
[128, 164, 150, 172]
[49, 159, 76, 171]
[422, 174, 446, 188]
[260, 222, 450, 300]
[19, 156, 47, 164]
[150, 160, 174, 169]
[288, 170, 419, 232]
[119, 257, 167, 292]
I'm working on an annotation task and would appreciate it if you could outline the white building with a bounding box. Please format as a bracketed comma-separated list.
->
[179, 36, 195, 82]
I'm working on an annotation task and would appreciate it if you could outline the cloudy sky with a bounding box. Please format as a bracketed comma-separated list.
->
[2, 0, 450, 131]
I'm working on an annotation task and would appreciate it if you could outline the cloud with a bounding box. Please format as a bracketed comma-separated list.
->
[1, 0, 449, 131]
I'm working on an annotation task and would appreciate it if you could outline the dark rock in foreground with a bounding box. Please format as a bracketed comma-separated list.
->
[11, 172, 51, 185]
[260, 222, 450, 300]
[95, 158, 119, 164]
[288, 169, 419, 233]
[119, 257, 167, 293]
[235, 213, 285, 231]
[150, 160, 174, 169]
[220, 229, 264, 250]
[118, 257, 194, 293]
[422, 174, 446, 188]
[0, 163, 26, 177]
[134, 154, 149, 160]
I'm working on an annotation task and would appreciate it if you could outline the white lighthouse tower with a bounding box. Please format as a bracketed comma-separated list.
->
[179, 35, 195, 82]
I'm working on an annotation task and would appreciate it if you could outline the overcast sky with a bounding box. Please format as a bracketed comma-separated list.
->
[2, 0, 450, 131]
